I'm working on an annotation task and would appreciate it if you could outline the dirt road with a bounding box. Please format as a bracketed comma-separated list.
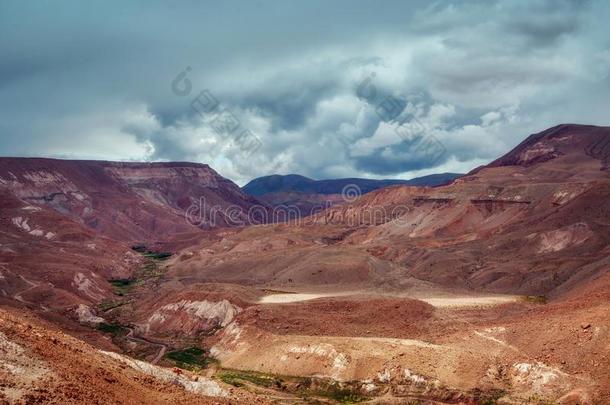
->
[13, 275, 50, 311]
[125, 327, 167, 364]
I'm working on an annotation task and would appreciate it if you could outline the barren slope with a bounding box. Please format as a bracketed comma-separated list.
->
[1, 124, 609, 404]
[0, 306, 264, 404]
[0, 158, 268, 244]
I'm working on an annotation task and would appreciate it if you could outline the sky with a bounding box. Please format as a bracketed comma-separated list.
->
[1, 0, 609, 185]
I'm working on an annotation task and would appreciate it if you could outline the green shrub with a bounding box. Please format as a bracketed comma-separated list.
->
[98, 300, 127, 311]
[166, 347, 211, 370]
[313, 382, 366, 404]
[216, 370, 366, 403]
[141, 251, 172, 260]
[96, 322, 125, 335]
[109, 279, 140, 296]
[216, 370, 277, 388]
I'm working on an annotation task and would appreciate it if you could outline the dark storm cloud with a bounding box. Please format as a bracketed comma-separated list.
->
[240, 76, 339, 132]
[0, 0, 609, 184]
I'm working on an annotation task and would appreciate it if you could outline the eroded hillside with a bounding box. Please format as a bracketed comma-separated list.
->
[1, 124, 609, 404]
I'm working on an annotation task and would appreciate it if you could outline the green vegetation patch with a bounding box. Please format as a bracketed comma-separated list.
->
[166, 347, 212, 370]
[141, 251, 172, 260]
[139, 261, 164, 278]
[131, 245, 172, 260]
[98, 299, 128, 312]
[96, 322, 126, 335]
[311, 382, 366, 404]
[108, 254, 167, 297]
[217, 369, 279, 388]
[216, 369, 366, 403]
[109, 279, 141, 296]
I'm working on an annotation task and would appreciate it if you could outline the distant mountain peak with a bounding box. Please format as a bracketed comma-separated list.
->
[242, 173, 463, 197]
[482, 123, 610, 171]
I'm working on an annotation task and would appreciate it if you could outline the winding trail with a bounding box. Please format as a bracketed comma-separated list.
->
[13, 275, 50, 312]
[13, 275, 38, 303]
[124, 327, 167, 365]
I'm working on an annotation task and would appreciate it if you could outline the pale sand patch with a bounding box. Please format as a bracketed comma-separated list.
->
[259, 292, 520, 307]
[420, 296, 519, 308]
[259, 293, 339, 304]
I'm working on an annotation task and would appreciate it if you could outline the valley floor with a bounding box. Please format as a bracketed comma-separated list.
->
[257, 290, 521, 308]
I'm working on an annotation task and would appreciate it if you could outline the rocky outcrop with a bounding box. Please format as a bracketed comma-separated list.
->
[74, 304, 105, 325]
[140, 299, 242, 336]
[100, 350, 228, 398]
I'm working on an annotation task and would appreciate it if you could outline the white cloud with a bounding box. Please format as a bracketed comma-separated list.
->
[1, 0, 609, 185]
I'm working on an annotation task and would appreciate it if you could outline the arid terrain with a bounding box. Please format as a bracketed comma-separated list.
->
[243, 173, 462, 216]
[1, 124, 609, 404]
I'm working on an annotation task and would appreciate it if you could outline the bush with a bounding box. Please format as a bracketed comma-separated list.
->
[166, 347, 212, 370]
[217, 370, 277, 388]
[130, 245, 173, 260]
[142, 251, 172, 260]
[109, 279, 139, 296]
[98, 300, 127, 311]
[96, 322, 125, 335]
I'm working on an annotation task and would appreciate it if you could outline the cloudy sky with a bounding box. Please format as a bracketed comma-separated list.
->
[1, 0, 609, 185]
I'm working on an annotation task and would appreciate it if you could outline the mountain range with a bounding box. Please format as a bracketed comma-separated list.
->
[1, 124, 609, 404]
[242, 172, 462, 217]
[242, 172, 462, 196]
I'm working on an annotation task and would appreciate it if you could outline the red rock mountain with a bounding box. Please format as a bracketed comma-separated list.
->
[1, 124, 610, 404]
[0, 159, 267, 312]
[308, 124, 610, 295]
[0, 159, 267, 243]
